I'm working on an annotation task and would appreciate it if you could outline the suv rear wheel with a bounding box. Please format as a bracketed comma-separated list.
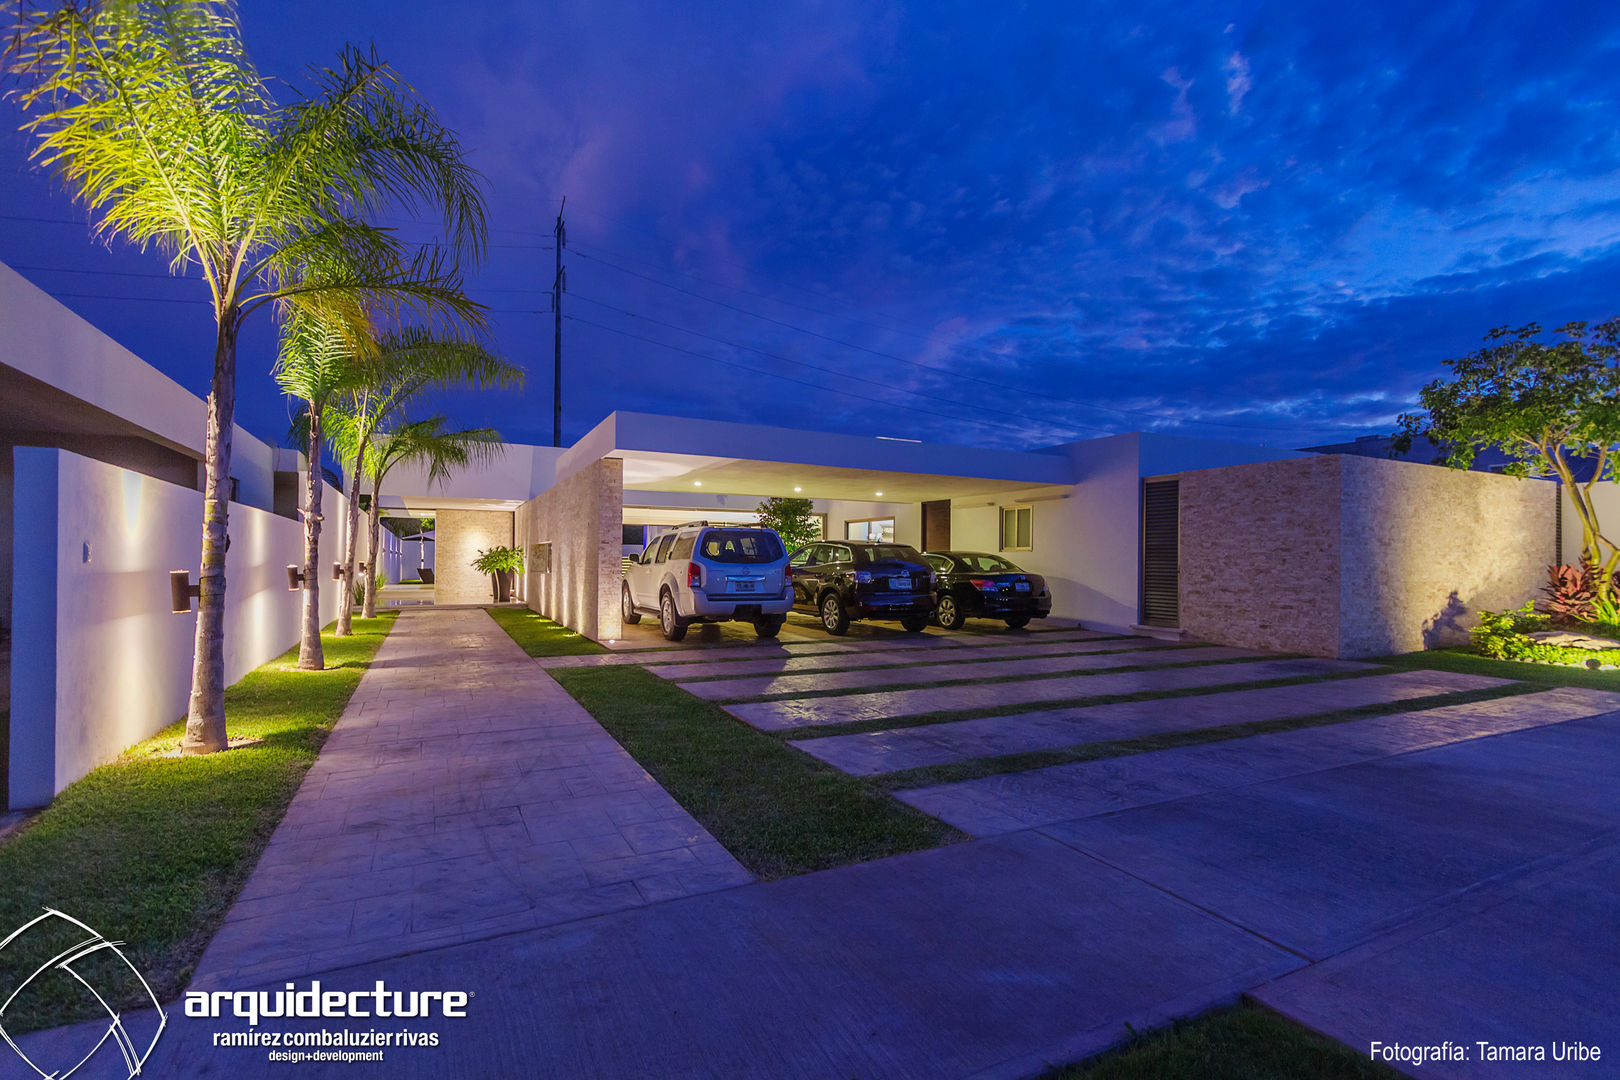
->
[660, 590, 688, 641]
[754, 616, 783, 639]
[622, 583, 641, 625]
[819, 592, 850, 636]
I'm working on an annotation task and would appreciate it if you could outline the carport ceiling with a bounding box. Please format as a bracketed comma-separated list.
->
[383, 496, 525, 514]
[616, 451, 1061, 502]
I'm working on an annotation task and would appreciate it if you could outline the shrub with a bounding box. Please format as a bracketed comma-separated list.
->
[1539, 563, 1598, 624]
[471, 546, 524, 575]
[1471, 602, 1620, 667]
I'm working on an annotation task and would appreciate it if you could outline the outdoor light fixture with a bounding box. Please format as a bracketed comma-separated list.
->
[693, 480, 702, 487]
[794, 486, 802, 492]
[286, 565, 306, 591]
[332, 562, 347, 581]
[875, 491, 884, 497]
[169, 570, 200, 614]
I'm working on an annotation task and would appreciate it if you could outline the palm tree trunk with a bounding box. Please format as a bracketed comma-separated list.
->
[336, 445, 364, 636]
[363, 478, 382, 618]
[297, 404, 325, 670]
[182, 318, 237, 755]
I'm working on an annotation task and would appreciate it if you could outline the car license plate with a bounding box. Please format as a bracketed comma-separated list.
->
[889, 576, 910, 590]
[1015, 581, 1031, 592]
[733, 580, 757, 592]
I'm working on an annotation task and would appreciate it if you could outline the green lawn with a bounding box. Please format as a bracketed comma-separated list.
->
[1381, 646, 1620, 690]
[1045, 1004, 1397, 1079]
[551, 664, 961, 877]
[0, 615, 395, 1035]
[484, 605, 607, 656]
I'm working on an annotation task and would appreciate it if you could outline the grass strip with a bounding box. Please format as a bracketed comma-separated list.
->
[550, 664, 961, 878]
[484, 606, 608, 656]
[668, 641, 1188, 684]
[876, 682, 1538, 791]
[0, 614, 396, 1036]
[1042, 1002, 1398, 1079]
[710, 652, 1303, 704]
[1, 703, 9, 808]
[775, 668, 1394, 740]
[1378, 646, 1620, 690]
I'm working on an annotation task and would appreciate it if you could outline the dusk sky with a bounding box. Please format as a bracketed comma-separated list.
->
[4, 1, 1620, 454]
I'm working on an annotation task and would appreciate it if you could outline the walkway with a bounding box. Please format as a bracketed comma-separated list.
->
[191, 608, 750, 990]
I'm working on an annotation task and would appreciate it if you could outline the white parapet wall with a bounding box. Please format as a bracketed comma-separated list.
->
[9, 447, 348, 808]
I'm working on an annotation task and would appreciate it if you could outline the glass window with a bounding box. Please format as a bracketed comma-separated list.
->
[958, 553, 1021, 573]
[698, 529, 784, 563]
[653, 532, 678, 563]
[789, 546, 813, 568]
[622, 524, 645, 546]
[672, 534, 696, 559]
[1000, 506, 1033, 551]
[639, 539, 659, 564]
[846, 518, 896, 542]
[923, 554, 953, 573]
[861, 544, 922, 563]
[827, 544, 853, 564]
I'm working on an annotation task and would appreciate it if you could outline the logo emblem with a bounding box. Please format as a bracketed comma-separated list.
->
[0, 909, 167, 1079]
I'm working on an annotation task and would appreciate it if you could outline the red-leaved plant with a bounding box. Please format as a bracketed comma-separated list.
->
[1539, 563, 1599, 625]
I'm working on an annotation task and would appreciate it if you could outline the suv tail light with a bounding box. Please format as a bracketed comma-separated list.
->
[969, 578, 997, 591]
[783, 565, 793, 582]
[687, 562, 702, 588]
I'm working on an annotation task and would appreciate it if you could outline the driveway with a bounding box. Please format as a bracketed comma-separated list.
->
[22, 618, 1620, 1078]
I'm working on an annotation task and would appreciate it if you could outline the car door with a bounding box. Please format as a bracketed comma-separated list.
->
[788, 544, 815, 605]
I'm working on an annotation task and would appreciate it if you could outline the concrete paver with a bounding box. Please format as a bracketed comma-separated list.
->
[536, 628, 1117, 668]
[190, 608, 751, 991]
[677, 642, 1202, 700]
[793, 669, 1511, 775]
[727, 655, 1373, 730]
[646, 635, 1158, 681]
[899, 687, 1620, 837]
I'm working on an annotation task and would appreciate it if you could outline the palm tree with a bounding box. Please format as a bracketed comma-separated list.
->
[327, 328, 522, 635]
[7, 2, 488, 754]
[275, 312, 371, 670]
[359, 419, 505, 618]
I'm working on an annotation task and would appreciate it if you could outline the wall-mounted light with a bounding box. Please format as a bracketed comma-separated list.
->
[332, 562, 347, 581]
[287, 565, 307, 591]
[170, 570, 201, 614]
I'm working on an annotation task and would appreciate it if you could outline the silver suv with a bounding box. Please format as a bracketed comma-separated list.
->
[622, 522, 794, 641]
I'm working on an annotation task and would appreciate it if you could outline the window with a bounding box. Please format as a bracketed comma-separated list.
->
[846, 518, 895, 542]
[672, 533, 696, 559]
[1000, 505, 1033, 551]
[622, 524, 645, 546]
[827, 544, 854, 564]
[958, 553, 1021, 573]
[653, 532, 677, 563]
[699, 529, 784, 563]
[923, 554, 953, 573]
[789, 547, 813, 568]
[860, 544, 921, 563]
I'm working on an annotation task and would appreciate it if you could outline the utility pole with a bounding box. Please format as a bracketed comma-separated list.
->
[552, 196, 566, 447]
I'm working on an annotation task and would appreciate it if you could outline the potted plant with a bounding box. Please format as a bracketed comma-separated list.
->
[472, 546, 525, 603]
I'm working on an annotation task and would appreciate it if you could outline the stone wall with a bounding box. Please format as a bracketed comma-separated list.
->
[434, 509, 514, 606]
[1338, 454, 1553, 655]
[1179, 454, 1553, 658]
[515, 457, 623, 641]
[1179, 455, 1343, 656]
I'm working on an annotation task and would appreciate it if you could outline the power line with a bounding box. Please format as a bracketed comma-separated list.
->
[564, 311, 1056, 442]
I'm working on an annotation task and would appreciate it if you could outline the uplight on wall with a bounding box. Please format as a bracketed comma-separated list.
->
[332, 562, 347, 581]
[169, 570, 200, 614]
[287, 565, 307, 591]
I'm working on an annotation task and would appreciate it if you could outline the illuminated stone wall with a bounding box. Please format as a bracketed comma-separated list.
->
[9, 447, 347, 808]
[433, 509, 515, 606]
[515, 457, 624, 642]
[1179, 454, 1554, 658]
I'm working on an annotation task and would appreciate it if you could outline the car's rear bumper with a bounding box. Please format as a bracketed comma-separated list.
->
[689, 588, 794, 618]
[850, 593, 937, 619]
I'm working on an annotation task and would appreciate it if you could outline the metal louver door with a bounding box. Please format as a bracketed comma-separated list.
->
[1141, 479, 1180, 627]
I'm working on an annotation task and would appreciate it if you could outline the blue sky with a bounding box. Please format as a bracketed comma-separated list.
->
[4, 0, 1620, 452]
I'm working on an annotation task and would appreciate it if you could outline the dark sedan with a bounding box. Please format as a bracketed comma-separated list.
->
[921, 551, 1051, 629]
[788, 541, 938, 635]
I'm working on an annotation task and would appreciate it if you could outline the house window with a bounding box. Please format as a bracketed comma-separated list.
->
[1000, 505, 1033, 551]
[846, 518, 895, 542]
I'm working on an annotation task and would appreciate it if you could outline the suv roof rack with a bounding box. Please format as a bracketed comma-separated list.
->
[669, 520, 711, 530]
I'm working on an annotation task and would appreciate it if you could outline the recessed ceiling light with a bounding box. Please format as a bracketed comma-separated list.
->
[793, 486, 802, 492]
[693, 481, 702, 487]
[875, 491, 884, 497]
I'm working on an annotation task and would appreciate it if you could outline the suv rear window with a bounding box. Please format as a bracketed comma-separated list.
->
[857, 544, 923, 563]
[699, 529, 784, 563]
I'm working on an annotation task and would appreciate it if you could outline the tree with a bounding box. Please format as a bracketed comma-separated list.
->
[7, 2, 488, 754]
[1396, 319, 1620, 590]
[756, 496, 821, 551]
[276, 311, 368, 670]
[326, 328, 522, 633]
[359, 418, 504, 617]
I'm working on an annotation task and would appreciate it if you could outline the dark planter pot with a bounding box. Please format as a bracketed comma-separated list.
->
[491, 570, 516, 603]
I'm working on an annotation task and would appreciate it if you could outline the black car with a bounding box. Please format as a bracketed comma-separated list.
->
[921, 551, 1051, 630]
[788, 541, 938, 635]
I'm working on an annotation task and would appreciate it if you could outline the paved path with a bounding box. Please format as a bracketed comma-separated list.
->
[899, 687, 1620, 839]
[537, 629, 1118, 668]
[727, 655, 1370, 730]
[792, 669, 1511, 775]
[674, 642, 1187, 699]
[646, 635, 1159, 681]
[191, 608, 751, 991]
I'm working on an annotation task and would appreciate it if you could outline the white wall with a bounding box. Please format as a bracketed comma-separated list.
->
[824, 500, 922, 547]
[1559, 480, 1620, 568]
[9, 447, 347, 808]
